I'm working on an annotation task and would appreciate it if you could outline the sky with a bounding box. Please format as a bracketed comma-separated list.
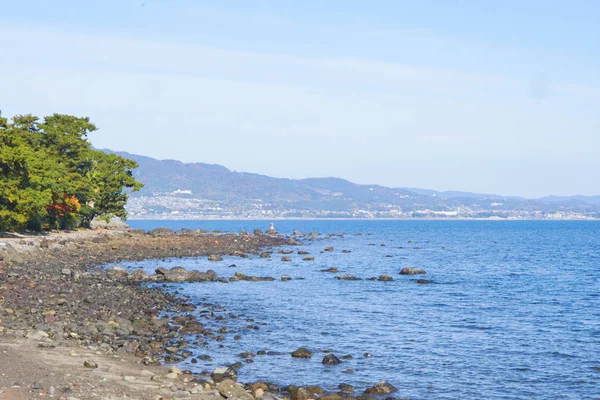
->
[0, 0, 598, 198]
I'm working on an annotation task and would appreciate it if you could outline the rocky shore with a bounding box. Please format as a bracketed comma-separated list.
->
[0, 229, 400, 400]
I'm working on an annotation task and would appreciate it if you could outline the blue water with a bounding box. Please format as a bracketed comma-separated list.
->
[126, 220, 600, 399]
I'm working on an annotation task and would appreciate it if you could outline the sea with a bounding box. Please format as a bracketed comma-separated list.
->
[123, 220, 600, 399]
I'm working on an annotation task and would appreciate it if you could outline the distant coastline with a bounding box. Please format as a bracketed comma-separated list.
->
[127, 216, 600, 221]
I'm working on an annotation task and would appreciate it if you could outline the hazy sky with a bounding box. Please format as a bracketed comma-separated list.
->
[1, 1, 598, 197]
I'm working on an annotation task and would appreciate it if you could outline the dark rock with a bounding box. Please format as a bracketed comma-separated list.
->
[321, 267, 339, 273]
[378, 274, 394, 281]
[291, 347, 313, 358]
[281, 256, 292, 262]
[83, 360, 98, 369]
[364, 381, 397, 395]
[259, 252, 272, 258]
[230, 272, 275, 282]
[415, 279, 432, 284]
[399, 267, 426, 275]
[324, 247, 334, 252]
[336, 274, 362, 281]
[303, 256, 315, 261]
[322, 353, 342, 365]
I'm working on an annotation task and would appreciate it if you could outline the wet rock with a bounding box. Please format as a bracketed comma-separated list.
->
[231, 272, 275, 282]
[291, 347, 313, 358]
[341, 354, 353, 359]
[212, 366, 238, 383]
[399, 268, 427, 275]
[286, 237, 300, 246]
[324, 247, 334, 252]
[336, 274, 362, 281]
[259, 252, 272, 258]
[208, 255, 224, 262]
[187, 269, 219, 282]
[321, 267, 339, 273]
[239, 351, 255, 359]
[281, 275, 292, 281]
[378, 274, 394, 281]
[254, 228, 265, 236]
[322, 353, 342, 365]
[341, 250, 352, 253]
[338, 384, 354, 394]
[415, 279, 432, 284]
[290, 387, 310, 400]
[364, 381, 397, 395]
[281, 256, 292, 262]
[83, 360, 98, 369]
[162, 266, 189, 282]
[303, 256, 315, 261]
[297, 250, 309, 255]
[280, 250, 293, 255]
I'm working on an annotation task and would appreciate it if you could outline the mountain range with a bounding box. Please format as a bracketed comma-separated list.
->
[103, 149, 600, 218]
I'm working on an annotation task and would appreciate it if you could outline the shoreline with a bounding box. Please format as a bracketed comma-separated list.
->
[0, 228, 293, 399]
[0, 228, 397, 400]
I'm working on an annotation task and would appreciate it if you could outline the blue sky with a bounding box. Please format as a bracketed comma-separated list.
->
[1, 0, 598, 197]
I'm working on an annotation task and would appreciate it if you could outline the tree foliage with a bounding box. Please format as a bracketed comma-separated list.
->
[0, 113, 143, 231]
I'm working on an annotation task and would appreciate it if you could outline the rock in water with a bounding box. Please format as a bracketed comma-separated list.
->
[291, 347, 313, 358]
[399, 267, 427, 275]
[378, 274, 394, 281]
[336, 274, 362, 281]
[208, 255, 224, 261]
[364, 381, 398, 395]
[322, 353, 342, 365]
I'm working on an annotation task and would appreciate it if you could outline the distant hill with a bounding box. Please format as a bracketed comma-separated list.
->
[104, 149, 600, 217]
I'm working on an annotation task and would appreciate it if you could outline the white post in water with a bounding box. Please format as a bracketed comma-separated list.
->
[269, 222, 275, 231]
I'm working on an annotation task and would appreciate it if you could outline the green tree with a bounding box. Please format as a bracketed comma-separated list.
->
[0, 113, 143, 231]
